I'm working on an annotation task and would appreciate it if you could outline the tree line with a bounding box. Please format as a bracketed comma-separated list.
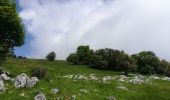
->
[67, 45, 170, 76]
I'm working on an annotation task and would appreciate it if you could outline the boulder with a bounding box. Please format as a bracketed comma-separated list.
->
[34, 93, 46, 100]
[0, 80, 5, 92]
[107, 96, 116, 100]
[51, 88, 59, 94]
[14, 74, 39, 88]
[14, 73, 29, 88]
[1, 73, 11, 81]
[26, 77, 39, 87]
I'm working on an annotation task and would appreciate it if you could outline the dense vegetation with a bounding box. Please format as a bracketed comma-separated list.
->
[0, 0, 25, 65]
[1, 59, 170, 100]
[67, 45, 170, 76]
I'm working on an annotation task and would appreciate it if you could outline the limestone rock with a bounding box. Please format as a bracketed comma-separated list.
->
[51, 88, 59, 94]
[34, 93, 46, 100]
[0, 80, 5, 92]
[14, 73, 29, 88]
[26, 77, 39, 87]
[1, 73, 11, 81]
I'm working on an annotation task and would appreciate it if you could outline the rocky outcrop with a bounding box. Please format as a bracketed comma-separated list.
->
[14, 73, 29, 88]
[14, 73, 39, 88]
[26, 77, 39, 88]
[34, 93, 46, 100]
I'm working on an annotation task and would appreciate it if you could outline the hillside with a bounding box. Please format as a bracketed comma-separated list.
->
[0, 58, 170, 100]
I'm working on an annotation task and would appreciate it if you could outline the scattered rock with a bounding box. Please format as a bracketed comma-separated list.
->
[107, 96, 116, 100]
[71, 95, 76, 100]
[14, 73, 39, 88]
[14, 73, 29, 88]
[116, 86, 128, 90]
[0, 80, 5, 92]
[1, 73, 11, 81]
[129, 75, 144, 84]
[80, 89, 89, 94]
[26, 77, 39, 87]
[161, 77, 170, 81]
[51, 88, 59, 94]
[34, 93, 46, 100]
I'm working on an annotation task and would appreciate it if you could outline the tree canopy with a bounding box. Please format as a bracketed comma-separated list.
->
[0, 0, 25, 65]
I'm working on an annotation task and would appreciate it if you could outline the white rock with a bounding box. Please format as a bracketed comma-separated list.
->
[26, 77, 39, 87]
[51, 88, 59, 94]
[116, 86, 128, 90]
[129, 78, 144, 84]
[14, 73, 29, 88]
[161, 77, 170, 81]
[80, 89, 89, 93]
[34, 93, 46, 100]
[107, 96, 116, 100]
[1, 74, 11, 81]
[0, 80, 5, 92]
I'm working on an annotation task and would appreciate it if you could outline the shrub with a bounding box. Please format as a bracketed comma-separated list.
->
[31, 66, 47, 79]
[46, 51, 56, 61]
[66, 53, 79, 64]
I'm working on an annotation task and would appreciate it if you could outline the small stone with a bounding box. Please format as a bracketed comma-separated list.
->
[116, 86, 128, 90]
[107, 96, 116, 100]
[34, 93, 46, 100]
[71, 95, 76, 100]
[1, 73, 11, 80]
[51, 88, 59, 94]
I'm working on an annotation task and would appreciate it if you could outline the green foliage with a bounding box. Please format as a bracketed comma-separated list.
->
[132, 51, 160, 74]
[31, 66, 47, 79]
[66, 53, 79, 64]
[67, 45, 170, 76]
[76, 45, 92, 64]
[46, 51, 56, 61]
[0, 0, 25, 65]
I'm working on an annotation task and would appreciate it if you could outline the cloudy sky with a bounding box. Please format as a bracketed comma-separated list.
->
[15, 0, 170, 61]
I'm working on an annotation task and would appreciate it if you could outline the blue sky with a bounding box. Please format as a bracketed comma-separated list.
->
[15, 0, 32, 57]
[15, 0, 170, 61]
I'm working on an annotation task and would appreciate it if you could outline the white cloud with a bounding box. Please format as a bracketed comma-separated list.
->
[18, 0, 170, 61]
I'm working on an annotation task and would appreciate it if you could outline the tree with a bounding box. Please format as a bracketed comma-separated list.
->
[0, 0, 25, 65]
[132, 51, 160, 74]
[46, 51, 56, 61]
[66, 53, 79, 64]
[76, 45, 91, 64]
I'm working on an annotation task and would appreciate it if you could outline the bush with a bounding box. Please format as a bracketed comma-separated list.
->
[31, 66, 47, 79]
[66, 53, 79, 64]
[46, 51, 56, 61]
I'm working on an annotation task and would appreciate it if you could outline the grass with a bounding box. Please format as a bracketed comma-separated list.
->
[0, 58, 170, 100]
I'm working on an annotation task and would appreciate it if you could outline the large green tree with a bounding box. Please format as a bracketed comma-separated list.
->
[132, 51, 160, 74]
[0, 0, 25, 65]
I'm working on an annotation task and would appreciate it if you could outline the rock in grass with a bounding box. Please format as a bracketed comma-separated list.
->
[0, 80, 5, 92]
[1, 73, 11, 81]
[51, 88, 59, 94]
[14, 73, 29, 88]
[107, 96, 116, 100]
[34, 93, 46, 100]
[116, 86, 128, 90]
[14, 74, 39, 88]
[26, 77, 39, 87]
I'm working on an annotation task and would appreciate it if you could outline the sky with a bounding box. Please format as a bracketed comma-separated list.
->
[15, 0, 170, 61]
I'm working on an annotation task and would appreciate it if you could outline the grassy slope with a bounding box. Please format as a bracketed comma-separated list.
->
[0, 59, 170, 100]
